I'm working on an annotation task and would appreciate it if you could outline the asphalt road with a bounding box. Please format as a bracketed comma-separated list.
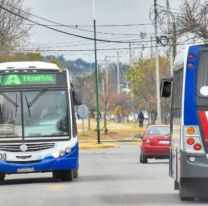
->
[0, 143, 207, 206]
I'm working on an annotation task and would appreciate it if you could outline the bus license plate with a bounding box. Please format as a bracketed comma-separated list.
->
[17, 168, 35, 173]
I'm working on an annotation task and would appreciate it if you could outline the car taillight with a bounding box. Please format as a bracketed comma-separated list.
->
[184, 126, 204, 154]
[143, 138, 151, 144]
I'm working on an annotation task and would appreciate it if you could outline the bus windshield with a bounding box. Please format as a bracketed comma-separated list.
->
[0, 90, 69, 140]
[0, 92, 22, 139]
[23, 90, 69, 137]
[197, 52, 208, 96]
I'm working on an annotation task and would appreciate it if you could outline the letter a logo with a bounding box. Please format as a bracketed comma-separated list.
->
[4, 75, 21, 85]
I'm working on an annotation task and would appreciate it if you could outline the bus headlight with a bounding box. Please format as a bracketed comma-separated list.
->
[52, 152, 59, 158]
[65, 147, 71, 153]
[59, 150, 65, 157]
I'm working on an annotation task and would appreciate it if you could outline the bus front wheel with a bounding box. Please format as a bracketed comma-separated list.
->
[53, 170, 73, 181]
[0, 173, 5, 182]
[60, 170, 73, 181]
[73, 169, 78, 178]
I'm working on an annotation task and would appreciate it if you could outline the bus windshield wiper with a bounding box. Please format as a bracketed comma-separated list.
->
[27, 88, 48, 108]
[0, 91, 19, 108]
[25, 95, 31, 118]
[24, 88, 48, 117]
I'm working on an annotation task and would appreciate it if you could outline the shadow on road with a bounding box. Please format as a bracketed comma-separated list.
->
[99, 193, 208, 205]
[78, 174, 139, 182]
[146, 161, 169, 165]
[0, 177, 63, 185]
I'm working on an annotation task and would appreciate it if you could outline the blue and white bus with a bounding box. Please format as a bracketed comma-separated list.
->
[161, 44, 208, 200]
[0, 61, 80, 182]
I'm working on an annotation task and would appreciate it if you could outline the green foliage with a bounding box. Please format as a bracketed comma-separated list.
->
[0, 52, 43, 63]
[127, 57, 171, 123]
[48, 59, 63, 68]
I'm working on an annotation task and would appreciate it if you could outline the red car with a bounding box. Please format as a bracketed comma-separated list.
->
[140, 125, 170, 163]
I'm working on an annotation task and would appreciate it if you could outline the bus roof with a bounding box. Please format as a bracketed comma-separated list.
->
[174, 50, 185, 69]
[0, 61, 60, 71]
[174, 43, 206, 70]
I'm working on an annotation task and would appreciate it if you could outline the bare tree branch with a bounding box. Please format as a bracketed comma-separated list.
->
[0, 0, 30, 55]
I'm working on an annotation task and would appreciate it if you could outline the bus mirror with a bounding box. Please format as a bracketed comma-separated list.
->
[71, 83, 82, 105]
[160, 78, 172, 98]
[73, 91, 82, 105]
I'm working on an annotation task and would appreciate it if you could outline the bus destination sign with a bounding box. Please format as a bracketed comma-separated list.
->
[0, 74, 56, 86]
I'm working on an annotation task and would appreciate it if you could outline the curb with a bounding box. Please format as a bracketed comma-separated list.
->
[101, 139, 142, 143]
[79, 143, 119, 150]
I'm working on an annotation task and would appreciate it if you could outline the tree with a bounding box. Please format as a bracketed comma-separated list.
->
[0, 52, 43, 62]
[0, 0, 30, 55]
[127, 57, 170, 124]
[75, 73, 96, 116]
[177, 0, 208, 41]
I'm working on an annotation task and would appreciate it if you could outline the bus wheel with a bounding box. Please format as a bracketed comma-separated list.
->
[179, 179, 194, 201]
[140, 152, 148, 163]
[73, 169, 78, 178]
[0, 173, 5, 182]
[52, 171, 61, 179]
[60, 170, 73, 181]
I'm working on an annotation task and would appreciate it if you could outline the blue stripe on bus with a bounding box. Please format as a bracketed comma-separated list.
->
[184, 45, 200, 125]
[0, 143, 79, 173]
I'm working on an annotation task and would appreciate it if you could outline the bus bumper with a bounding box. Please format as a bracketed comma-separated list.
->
[180, 151, 208, 178]
[0, 144, 79, 174]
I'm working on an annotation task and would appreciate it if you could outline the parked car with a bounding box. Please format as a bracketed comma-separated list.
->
[140, 125, 170, 163]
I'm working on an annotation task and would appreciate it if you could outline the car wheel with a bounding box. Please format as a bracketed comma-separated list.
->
[140, 151, 148, 163]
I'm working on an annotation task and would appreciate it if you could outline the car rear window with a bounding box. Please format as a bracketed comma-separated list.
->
[147, 127, 170, 136]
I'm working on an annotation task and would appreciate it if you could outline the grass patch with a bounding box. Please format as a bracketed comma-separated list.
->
[77, 119, 146, 141]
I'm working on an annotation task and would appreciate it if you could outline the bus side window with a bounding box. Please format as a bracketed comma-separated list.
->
[171, 68, 183, 129]
[70, 91, 77, 137]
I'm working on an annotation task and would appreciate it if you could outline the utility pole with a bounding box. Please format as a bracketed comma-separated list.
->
[150, 35, 153, 59]
[154, 0, 161, 124]
[166, 0, 173, 76]
[93, 0, 100, 144]
[117, 52, 120, 93]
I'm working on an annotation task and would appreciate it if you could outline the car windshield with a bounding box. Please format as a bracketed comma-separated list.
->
[23, 90, 69, 137]
[147, 126, 170, 136]
[0, 92, 22, 139]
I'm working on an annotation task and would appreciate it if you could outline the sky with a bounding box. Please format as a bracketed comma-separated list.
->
[22, 0, 182, 63]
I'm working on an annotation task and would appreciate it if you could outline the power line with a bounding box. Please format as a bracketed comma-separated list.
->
[80, 23, 153, 27]
[26, 23, 152, 37]
[0, 4, 144, 44]
[26, 34, 156, 48]
[20, 45, 163, 52]
[26, 23, 152, 28]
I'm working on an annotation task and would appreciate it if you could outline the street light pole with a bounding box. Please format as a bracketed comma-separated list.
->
[154, 0, 161, 124]
[93, 0, 100, 144]
[166, 0, 174, 77]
